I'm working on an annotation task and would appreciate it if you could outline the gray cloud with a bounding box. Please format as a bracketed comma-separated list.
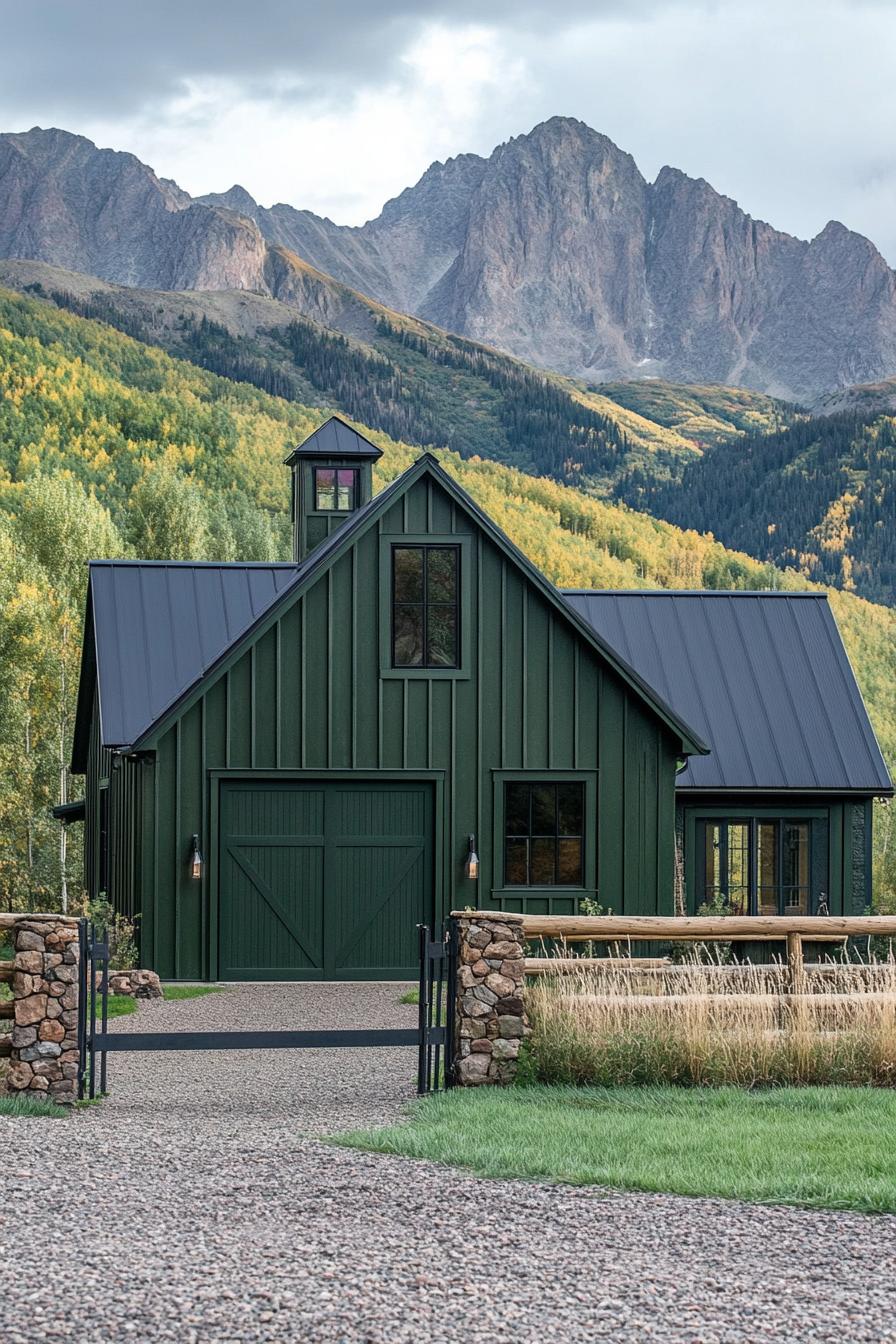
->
[3, 0, 896, 261]
[0, 1, 653, 116]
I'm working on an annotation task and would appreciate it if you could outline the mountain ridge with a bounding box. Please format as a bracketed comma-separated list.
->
[3, 119, 896, 398]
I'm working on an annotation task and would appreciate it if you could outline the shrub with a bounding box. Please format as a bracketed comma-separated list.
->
[71, 893, 139, 971]
[525, 956, 896, 1087]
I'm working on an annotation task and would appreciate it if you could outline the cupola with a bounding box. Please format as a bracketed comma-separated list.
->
[284, 416, 383, 562]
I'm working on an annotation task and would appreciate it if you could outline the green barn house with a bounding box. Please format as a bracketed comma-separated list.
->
[67, 417, 893, 980]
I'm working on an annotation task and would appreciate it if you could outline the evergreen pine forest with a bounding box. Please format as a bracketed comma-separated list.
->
[1, 286, 894, 913]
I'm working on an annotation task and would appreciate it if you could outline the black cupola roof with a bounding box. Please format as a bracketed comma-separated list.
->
[283, 415, 383, 465]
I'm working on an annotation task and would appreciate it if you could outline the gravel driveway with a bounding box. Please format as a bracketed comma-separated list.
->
[2, 983, 896, 1343]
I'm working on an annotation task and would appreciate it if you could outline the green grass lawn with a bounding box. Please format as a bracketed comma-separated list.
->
[162, 984, 227, 1001]
[0, 1091, 68, 1117]
[100, 984, 226, 1016]
[332, 1084, 896, 1214]
[398, 987, 419, 1005]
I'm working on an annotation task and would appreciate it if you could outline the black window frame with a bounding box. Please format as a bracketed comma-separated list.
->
[503, 780, 585, 888]
[698, 816, 812, 916]
[391, 543, 461, 670]
[314, 466, 359, 513]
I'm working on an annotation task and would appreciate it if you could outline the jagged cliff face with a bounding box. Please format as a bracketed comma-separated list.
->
[418, 122, 652, 379]
[0, 127, 268, 293]
[3, 120, 896, 399]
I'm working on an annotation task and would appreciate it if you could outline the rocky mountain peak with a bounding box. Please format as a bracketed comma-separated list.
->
[2, 117, 896, 398]
[198, 184, 260, 219]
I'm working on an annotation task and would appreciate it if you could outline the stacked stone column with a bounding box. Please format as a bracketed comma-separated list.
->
[453, 911, 530, 1085]
[6, 917, 81, 1105]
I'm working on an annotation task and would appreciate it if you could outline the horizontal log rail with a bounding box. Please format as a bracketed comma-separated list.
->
[0, 912, 80, 929]
[0, 1000, 14, 1019]
[565, 991, 896, 1009]
[526, 957, 671, 975]
[0, 961, 13, 983]
[539, 961, 896, 978]
[502, 914, 896, 942]
[0, 1038, 11, 1058]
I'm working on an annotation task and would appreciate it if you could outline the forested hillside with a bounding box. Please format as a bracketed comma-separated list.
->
[597, 380, 800, 447]
[618, 411, 896, 607]
[1, 286, 893, 910]
[6, 260, 703, 486]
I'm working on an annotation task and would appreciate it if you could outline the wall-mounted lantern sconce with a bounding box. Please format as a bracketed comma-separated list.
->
[464, 834, 479, 881]
[189, 834, 203, 881]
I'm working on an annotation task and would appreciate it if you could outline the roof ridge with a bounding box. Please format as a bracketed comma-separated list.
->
[87, 560, 300, 569]
[561, 588, 826, 599]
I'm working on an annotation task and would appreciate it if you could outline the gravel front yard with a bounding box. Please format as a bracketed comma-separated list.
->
[2, 983, 896, 1343]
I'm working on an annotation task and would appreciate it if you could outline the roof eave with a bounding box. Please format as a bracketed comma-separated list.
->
[676, 783, 895, 797]
[70, 582, 98, 775]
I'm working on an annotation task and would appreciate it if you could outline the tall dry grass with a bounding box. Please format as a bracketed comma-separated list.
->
[525, 956, 896, 1087]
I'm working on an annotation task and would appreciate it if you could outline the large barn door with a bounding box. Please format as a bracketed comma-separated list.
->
[218, 780, 433, 980]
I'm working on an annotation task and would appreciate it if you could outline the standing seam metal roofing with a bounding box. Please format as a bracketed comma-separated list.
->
[90, 562, 299, 749]
[563, 590, 892, 793]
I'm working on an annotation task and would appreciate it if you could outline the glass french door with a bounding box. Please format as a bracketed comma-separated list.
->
[700, 818, 810, 916]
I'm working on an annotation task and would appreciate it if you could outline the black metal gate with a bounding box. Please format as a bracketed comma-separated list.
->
[77, 919, 456, 1101]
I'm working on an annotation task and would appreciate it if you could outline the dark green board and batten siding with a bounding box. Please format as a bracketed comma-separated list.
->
[89, 472, 679, 981]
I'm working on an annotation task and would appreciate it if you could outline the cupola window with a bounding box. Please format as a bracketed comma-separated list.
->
[315, 467, 358, 512]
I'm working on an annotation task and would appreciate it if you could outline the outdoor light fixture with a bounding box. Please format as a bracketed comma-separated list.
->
[464, 834, 479, 881]
[189, 834, 203, 881]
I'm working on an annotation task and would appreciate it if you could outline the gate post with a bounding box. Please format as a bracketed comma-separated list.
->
[6, 916, 81, 1105]
[452, 911, 530, 1085]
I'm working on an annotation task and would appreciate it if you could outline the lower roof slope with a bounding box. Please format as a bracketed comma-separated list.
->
[564, 589, 892, 794]
[82, 561, 298, 758]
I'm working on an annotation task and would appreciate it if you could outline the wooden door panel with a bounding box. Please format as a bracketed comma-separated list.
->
[218, 781, 433, 980]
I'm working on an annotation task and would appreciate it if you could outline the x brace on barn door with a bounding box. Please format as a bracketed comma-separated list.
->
[77, 920, 457, 1100]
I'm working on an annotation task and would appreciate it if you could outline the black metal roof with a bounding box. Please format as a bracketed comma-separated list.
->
[564, 589, 892, 794]
[51, 798, 86, 824]
[87, 562, 298, 752]
[283, 415, 383, 464]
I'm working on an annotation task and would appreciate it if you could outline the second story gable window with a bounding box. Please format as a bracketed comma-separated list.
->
[392, 544, 460, 668]
[315, 467, 358, 512]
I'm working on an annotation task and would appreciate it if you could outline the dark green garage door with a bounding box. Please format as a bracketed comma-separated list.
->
[219, 780, 434, 980]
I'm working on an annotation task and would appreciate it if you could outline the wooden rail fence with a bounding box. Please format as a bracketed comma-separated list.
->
[487, 913, 896, 987]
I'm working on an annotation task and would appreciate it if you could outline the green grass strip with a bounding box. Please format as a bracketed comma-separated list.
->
[332, 1083, 896, 1214]
[162, 984, 227, 1001]
[0, 1091, 68, 1118]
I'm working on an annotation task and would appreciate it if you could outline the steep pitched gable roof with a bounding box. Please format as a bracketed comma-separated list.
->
[564, 589, 892, 794]
[73, 455, 707, 769]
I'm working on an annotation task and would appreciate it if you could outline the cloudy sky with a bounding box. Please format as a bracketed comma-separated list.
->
[3, 0, 896, 260]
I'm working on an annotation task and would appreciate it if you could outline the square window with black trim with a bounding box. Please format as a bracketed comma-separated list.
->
[504, 781, 584, 886]
[392, 544, 460, 668]
[315, 467, 358, 511]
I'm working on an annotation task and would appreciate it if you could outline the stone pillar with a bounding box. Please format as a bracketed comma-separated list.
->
[6, 918, 81, 1105]
[453, 911, 530, 1085]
